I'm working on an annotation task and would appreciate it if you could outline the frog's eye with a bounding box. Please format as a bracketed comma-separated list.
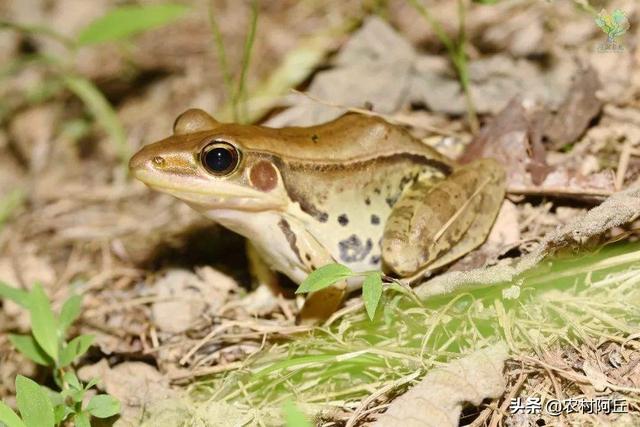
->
[200, 141, 240, 176]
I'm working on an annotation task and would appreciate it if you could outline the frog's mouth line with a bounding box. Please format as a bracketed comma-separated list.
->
[133, 169, 286, 210]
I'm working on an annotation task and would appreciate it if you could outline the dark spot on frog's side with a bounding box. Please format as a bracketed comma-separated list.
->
[311, 134, 319, 143]
[370, 214, 380, 225]
[339, 235, 373, 263]
[365, 197, 371, 206]
[385, 195, 399, 208]
[305, 253, 311, 261]
[338, 214, 349, 226]
[370, 255, 381, 265]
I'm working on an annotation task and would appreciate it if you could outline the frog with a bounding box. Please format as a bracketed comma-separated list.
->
[129, 109, 506, 323]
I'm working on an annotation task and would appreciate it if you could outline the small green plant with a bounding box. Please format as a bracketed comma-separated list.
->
[595, 9, 630, 43]
[0, 282, 120, 426]
[408, 0, 500, 133]
[208, 0, 259, 123]
[296, 264, 391, 320]
[0, 3, 189, 166]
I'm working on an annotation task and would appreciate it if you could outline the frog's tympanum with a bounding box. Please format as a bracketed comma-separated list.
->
[130, 109, 505, 322]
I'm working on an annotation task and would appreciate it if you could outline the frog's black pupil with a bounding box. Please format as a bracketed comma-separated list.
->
[203, 146, 235, 173]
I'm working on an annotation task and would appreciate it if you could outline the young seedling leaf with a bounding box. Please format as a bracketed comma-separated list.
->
[28, 284, 59, 362]
[58, 295, 82, 335]
[295, 263, 353, 294]
[76, 4, 189, 45]
[8, 334, 53, 366]
[53, 404, 74, 425]
[282, 400, 312, 427]
[0, 282, 30, 308]
[62, 371, 81, 391]
[73, 411, 90, 427]
[362, 273, 383, 320]
[15, 375, 54, 427]
[84, 377, 100, 391]
[0, 401, 27, 427]
[59, 334, 94, 367]
[86, 395, 121, 418]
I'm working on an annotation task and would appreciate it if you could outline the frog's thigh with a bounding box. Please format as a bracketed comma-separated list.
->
[382, 158, 506, 278]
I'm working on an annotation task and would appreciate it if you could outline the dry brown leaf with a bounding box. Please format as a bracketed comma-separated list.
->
[372, 343, 508, 427]
[544, 66, 603, 149]
[582, 361, 611, 392]
[78, 359, 176, 425]
[460, 98, 550, 185]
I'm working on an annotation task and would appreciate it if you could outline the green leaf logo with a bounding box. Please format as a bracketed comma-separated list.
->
[595, 9, 630, 42]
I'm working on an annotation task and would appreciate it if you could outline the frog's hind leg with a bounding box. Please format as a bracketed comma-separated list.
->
[381, 158, 506, 281]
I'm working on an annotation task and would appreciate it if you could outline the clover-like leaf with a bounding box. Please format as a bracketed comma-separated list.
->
[296, 264, 353, 294]
[15, 375, 54, 427]
[362, 273, 383, 320]
[73, 411, 91, 427]
[0, 401, 26, 427]
[86, 395, 121, 418]
[59, 334, 94, 367]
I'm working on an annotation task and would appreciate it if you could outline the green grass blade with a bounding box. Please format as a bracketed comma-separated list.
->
[62, 76, 129, 165]
[0, 20, 74, 49]
[234, 0, 259, 123]
[208, 3, 234, 106]
[0, 189, 25, 231]
[76, 4, 189, 46]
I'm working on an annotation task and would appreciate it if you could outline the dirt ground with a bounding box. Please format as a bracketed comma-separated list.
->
[1, 0, 640, 426]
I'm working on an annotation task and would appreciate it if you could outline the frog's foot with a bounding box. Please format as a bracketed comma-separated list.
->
[244, 240, 284, 315]
[296, 281, 347, 325]
[382, 158, 506, 280]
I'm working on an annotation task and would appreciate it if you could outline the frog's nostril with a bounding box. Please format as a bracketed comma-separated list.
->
[152, 156, 165, 167]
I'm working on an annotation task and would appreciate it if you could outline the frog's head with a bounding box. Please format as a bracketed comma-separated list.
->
[129, 109, 289, 212]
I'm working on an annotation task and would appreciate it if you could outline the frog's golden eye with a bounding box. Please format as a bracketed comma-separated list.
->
[200, 141, 240, 176]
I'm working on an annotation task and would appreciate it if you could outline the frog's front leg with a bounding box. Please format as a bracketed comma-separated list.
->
[382, 158, 506, 281]
[243, 240, 284, 315]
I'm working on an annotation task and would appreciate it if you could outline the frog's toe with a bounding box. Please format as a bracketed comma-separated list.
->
[381, 240, 426, 277]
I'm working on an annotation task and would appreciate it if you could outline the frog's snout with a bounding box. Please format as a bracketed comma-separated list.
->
[129, 145, 166, 180]
[128, 149, 148, 175]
